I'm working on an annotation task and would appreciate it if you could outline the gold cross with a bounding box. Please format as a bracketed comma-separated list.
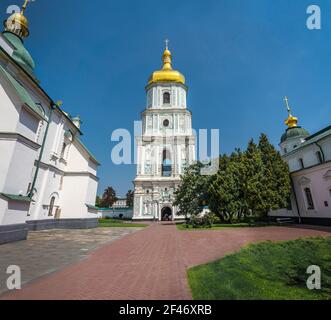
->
[21, 0, 32, 15]
[165, 39, 169, 50]
[284, 96, 291, 113]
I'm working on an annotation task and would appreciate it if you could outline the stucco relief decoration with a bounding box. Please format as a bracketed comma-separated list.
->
[323, 170, 331, 180]
[298, 176, 311, 185]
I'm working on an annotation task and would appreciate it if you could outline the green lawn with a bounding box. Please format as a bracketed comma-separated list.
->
[188, 237, 331, 300]
[176, 221, 276, 231]
[98, 219, 148, 228]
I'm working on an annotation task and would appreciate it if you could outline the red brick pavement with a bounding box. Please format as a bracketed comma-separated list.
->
[2, 224, 331, 300]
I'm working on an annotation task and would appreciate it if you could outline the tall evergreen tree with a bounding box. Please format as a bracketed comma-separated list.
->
[241, 139, 266, 216]
[208, 152, 244, 222]
[258, 133, 291, 213]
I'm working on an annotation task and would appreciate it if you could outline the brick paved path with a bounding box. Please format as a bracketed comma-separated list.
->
[1, 224, 331, 300]
[0, 228, 140, 295]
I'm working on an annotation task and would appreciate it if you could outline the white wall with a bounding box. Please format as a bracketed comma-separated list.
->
[0, 198, 30, 225]
[292, 162, 331, 218]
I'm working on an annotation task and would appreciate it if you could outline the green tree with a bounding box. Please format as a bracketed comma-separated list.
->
[241, 139, 266, 217]
[126, 190, 134, 208]
[100, 186, 117, 208]
[95, 195, 101, 207]
[174, 162, 211, 220]
[258, 133, 291, 213]
[208, 153, 244, 222]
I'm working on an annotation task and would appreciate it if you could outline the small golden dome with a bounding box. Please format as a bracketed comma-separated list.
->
[283, 96, 298, 128]
[285, 114, 298, 128]
[4, 1, 30, 38]
[148, 43, 185, 85]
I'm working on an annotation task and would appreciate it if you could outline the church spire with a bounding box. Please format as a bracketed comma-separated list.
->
[4, 0, 32, 39]
[162, 39, 173, 71]
[284, 96, 298, 128]
[148, 40, 185, 85]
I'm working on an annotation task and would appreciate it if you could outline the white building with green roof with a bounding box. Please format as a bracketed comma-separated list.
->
[270, 98, 331, 225]
[0, 3, 100, 243]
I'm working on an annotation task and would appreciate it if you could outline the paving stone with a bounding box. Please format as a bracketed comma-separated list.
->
[0, 227, 140, 295]
[1, 224, 331, 300]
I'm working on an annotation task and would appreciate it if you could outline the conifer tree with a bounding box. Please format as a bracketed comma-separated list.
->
[258, 133, 291, 213]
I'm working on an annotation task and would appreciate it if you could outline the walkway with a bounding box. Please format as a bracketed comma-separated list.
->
[1, 224, 330, 300]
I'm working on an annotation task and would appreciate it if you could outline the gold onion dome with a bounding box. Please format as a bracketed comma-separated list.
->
[4, 1, 30, 38]
[281, 96, 309, 143]
[148, 41, 185, 85]
[284, 96, 298, 128]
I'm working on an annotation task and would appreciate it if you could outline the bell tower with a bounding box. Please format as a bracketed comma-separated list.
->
[133, 42, 196, 221]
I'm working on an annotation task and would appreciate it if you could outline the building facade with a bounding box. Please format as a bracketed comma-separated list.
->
[99, 198, 133, 219]
[269, 98, 331, 225]
[0, 3, 100, 243]
[133, 44, 196, 221]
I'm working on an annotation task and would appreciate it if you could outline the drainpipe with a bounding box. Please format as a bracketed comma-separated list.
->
[290, 174, 301, 224]
[28, 103, 56, 198]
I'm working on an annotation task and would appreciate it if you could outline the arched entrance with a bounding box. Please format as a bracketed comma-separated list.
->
[161, 206, 172, 221]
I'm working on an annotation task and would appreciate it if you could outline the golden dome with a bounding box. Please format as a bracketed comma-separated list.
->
[285, 114, 298, 128]
[284, 97, 298, 128]
[148, 43, 185, 85]
[4, 1, 30, 38]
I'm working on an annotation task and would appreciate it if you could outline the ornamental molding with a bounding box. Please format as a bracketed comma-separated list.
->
[298, 176, 311, 185]
[323, 170, 331, 180]
[0, 132, 41, 150]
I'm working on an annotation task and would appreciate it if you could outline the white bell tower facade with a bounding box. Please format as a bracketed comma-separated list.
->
[133, 43, 196, 221]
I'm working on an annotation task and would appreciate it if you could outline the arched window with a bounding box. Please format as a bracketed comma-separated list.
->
[304, 188, 315, 210]
[48, 196, 55, 216]
[163, 92, 170, 104]
[162, 149, 172, 177]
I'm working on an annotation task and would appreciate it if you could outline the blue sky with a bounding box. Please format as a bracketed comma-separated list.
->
[1, 0, 331, 196]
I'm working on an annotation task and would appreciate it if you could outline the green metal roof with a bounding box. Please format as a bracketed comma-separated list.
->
[2, 32, 35, 76]
[0, 193, 31, 202]
[0, 65, 46, 121]
[281, 126, 310, 143]
[284, 124, 331, 157]
[86, 204, 100, 210]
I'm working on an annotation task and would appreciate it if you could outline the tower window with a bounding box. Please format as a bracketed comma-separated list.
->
[304, 188, 315, 210]
[48, 196, 55, 216]
[162, 149, 172, 177]
[163, 119, 169, 127]
[299, 158, 304, 169]
[163, 92, 170, 104]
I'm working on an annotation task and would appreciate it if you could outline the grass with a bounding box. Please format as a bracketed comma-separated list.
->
[188, 237, 331, 300]
[98, 218, 148, 228]
[176, 221, 277, 231]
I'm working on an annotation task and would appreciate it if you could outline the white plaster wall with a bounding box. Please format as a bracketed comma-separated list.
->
[0, 198, 7, 224]
[61, 175, 98, 219]
[65, 141, 92, 173]
[147, 84, 187, 109]
[1, 199, 30, 225]
[292, 162, 331, 218]
[0, 79, 20, 132]
[0, 140, 15, 192]
[16, 108, 40, 141]
[4, 140, 38, 195]
[27, 166, 62, 221]
[86, 177, 98, 206]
